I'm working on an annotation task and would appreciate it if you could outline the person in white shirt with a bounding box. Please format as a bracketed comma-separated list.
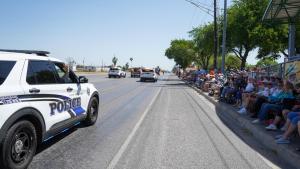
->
[257, 84, 270, 97]
[238, 78, 255, 114]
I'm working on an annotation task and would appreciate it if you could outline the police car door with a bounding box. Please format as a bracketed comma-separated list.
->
[51, 61, 86, 119]
[21, 60, 83, 132]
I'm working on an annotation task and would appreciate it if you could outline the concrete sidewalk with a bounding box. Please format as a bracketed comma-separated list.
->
[188, 84, 300, 169]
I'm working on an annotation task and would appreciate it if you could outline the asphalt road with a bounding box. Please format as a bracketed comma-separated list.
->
[28, 74, 286, 169]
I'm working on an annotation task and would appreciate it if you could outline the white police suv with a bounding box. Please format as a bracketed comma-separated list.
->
[0, 50, 99, 169]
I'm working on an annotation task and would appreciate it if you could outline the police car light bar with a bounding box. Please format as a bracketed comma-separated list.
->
[0, 49, 50, 56]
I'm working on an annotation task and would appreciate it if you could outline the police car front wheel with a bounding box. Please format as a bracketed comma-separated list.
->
[84, 97, 99, 126]
[1, 120, 37, 169]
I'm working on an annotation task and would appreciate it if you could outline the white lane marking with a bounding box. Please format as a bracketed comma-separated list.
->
[257, 153, 280, 169]
[106, 81, 163, 169]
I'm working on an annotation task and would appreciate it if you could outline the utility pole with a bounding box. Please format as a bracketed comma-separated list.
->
[213, 0, 218, 72]
[221, 0, 228, 74]
[185, 0, 218, 71]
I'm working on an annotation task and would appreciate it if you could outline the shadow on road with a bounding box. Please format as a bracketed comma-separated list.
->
[136, 80, 157, 83]
[35, 124, 87, 155]
[159, 78, 181, 82]
[213, 104, 296, 169]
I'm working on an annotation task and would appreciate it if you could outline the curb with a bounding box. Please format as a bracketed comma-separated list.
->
[187, 83, 300, 169]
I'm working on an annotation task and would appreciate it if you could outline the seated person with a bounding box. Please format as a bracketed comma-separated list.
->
[61, 64, 72, 83]
[265, 104, 300, 131]
[224, 78, 239, 104]
[275, 112, 300, 144]
[220, 78, 234, 98]
[237, 78, 255, 113]
[252, 81, 294, 124]
[298, 121, 300, 151]
[265, 86, 300, 130]
[246, 82, 274, 117]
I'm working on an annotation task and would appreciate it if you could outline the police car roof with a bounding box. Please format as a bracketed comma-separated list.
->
[0, 50, 62, 62]
[0, 49, 49, 56]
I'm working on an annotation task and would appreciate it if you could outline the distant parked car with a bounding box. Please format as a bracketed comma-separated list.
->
[140, 68, 157, 82]
[131, 67, 141, 78]
[108, 67, 126, 78]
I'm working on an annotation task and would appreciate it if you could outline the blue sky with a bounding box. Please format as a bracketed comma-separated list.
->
[0, 0, 277, 70]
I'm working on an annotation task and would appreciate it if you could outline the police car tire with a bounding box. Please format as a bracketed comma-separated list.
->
[0, 120, 37, 169]
[84, 97, 99, 126]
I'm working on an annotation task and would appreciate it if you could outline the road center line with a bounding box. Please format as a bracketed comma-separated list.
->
[106, 80, 163, 169]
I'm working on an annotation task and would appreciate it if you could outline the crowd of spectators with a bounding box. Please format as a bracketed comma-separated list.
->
[180, 69, 300, 151]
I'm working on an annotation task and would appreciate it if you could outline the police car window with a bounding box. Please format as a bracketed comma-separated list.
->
[53, 62, 77, 83]
[27, 61, 57, 84]
[0, 61, 16, 85]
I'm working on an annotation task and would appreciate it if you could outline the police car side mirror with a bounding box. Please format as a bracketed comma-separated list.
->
[79, 76, 88, 83]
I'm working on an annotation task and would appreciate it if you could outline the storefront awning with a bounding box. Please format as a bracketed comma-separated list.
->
[262, 0, 300, 23]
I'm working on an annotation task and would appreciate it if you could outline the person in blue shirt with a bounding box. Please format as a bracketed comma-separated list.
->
[252, 81, 294, 124]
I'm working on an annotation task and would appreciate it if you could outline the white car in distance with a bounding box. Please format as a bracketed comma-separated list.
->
[108, 67, 126, 78]
[140, 68, 157, 82]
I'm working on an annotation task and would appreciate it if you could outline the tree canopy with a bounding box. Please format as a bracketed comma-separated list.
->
[165, 0, 289, 71]
[123, 62, 129, 71]
[226, 0, 288, 69]
[112, 56, 118, 66]
[189, 24, 214, 70]
[226, 0, 266, 69]
[256, 57, 278, 67]
[165, 39, 195, 70]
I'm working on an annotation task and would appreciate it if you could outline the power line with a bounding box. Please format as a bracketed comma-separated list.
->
[194, 1, 213, 9]
[188, 6, 198, 29]
[185, 0, 214, 17]
[185, 0, 224, 71]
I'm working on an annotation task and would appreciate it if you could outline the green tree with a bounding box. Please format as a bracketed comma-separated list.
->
[112, 56, 118, 66]
[123, 62, 129, 71]
[246, 63, 256, 70]
[189, 23, 214, 70]
[226, 0, 281, 69]
[129, 57, 133, 67]
[255, 24, 289, 59]
[256, 57, 278, 67]
[225, 54, 241, 69]
[205, 55, 241, 70]
[165, 39, 195, 70]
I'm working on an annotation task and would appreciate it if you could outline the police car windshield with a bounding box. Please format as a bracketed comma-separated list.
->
[0, 61, 16, 85]
[110, 68, 119, 71]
